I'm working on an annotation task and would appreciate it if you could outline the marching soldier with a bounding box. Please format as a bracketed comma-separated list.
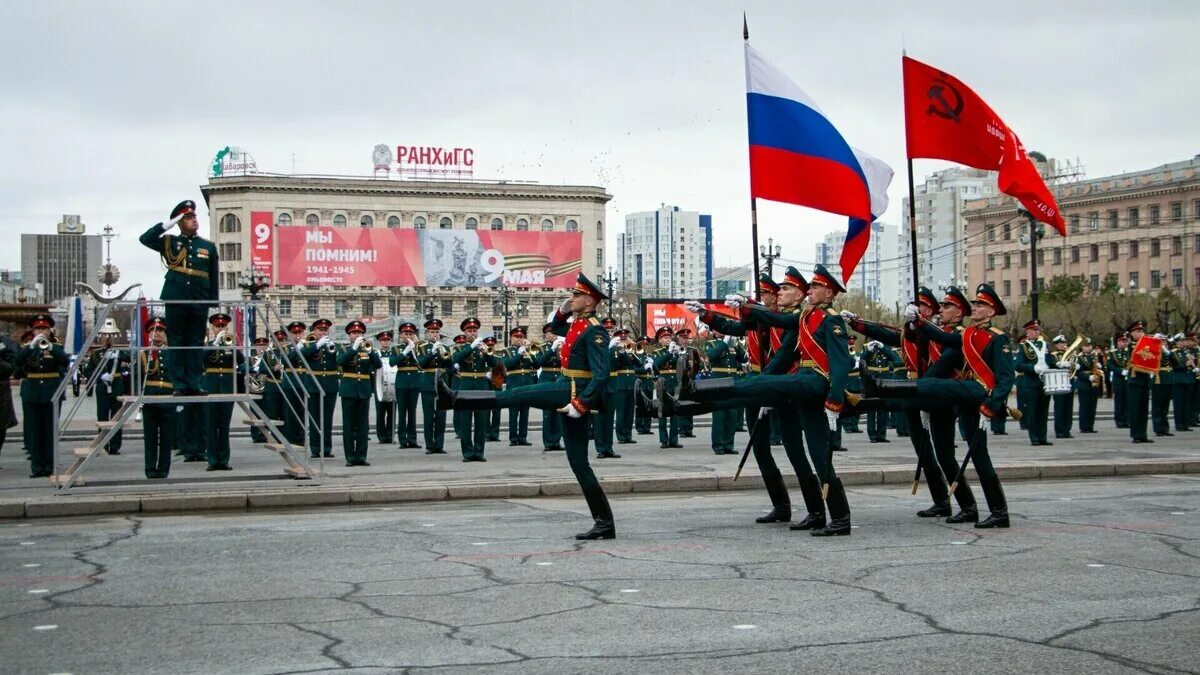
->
[300, 318, 340, 458]
[1014, 319, 1055, 446]
[280, 321, 308, 446]
[81, 330, 130, 455]
[138, 200, 219, 395]
[1108, 333, 1131, 429]
[17, 314, 68, 478]
[1152, 333, 1174, 437]
[1074, 338, 1102, 433]
[338, 320, 383, 466]
[535, 323, 566, 450]
[417, 319, 450, 454]
[140, 317, 175, 478]
[452, 317, 496, 461]
[373, 330, 398, 444]
[391, 324, 422, 448]
[864, 283, 1015, 529]
[675, 328, 696, 438]
[202, 313, 243, 471]
[501, 327, 536, 446]
[1051, 335, 1075, 439]
[651, 327, 683, 448]
[1125, 321, 1157, 443]
[703, 327, 743, 455]
[861, 340, 902, 443]
[436, 274, 617, 539]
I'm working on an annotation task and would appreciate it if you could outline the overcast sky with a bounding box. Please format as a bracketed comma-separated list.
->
[3, 0, 1197, 297]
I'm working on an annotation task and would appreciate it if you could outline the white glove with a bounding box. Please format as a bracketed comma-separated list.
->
[903, 304, 919, 322]
[453, 363, 461, 372]
[316, 336, 331, 348]
[840, 309, 858, 322]
[1034, 360, 1049, 375]
[979, 413, 990, 431]
[724, 293, 746, 309]
[608, 337, 622, 349]
[0, 341, 6, 352]
[825, 408, 838, 431]
[351, 336, 364, 351]
[402, 341, 415, 356]
[163, 212, 186, 232]
[1121, 369, 1128, 377]
[724, 335, 736, 345]
[105, 349, 117, 360]
[668, 342, 681, 354]
[920, 411, 931, 430]
[435, 342, 448, 355]
[1162, 346, 1171, 355]
[683, 300, 704, 313]
[644, 357, 654, 371]
[557, 401, 583, 418]
[552, 336, 565, 352]
[471, 336, 485, 349]
[100, 373, 113, 384]
[518, 346, 527, 355]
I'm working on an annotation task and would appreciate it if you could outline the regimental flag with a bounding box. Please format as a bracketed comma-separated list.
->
[744, 43, 892, 281]
[902, 56, 1065, 235]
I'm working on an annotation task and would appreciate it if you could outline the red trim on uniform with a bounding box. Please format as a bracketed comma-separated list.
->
[961, 325, 996, 391]
[795, 308, 830, 374]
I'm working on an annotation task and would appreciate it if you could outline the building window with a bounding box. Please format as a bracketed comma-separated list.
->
[387, 215, 400, 228]
[1151, 270, 1162, 289]
[596, 248, 604, 268]
[491, 325, 503, 339]
[439, 217, 452, 229]
[466, 217, 478, 230]
[597, 220, 603, 238]
[362, 299, 373, 317]
[220, 271, 237, 289]
[1105, 272, 1118, 289]
[1019, 251, 1027, 267]
[219, 242, 242, 261]
[1172, 268, 1183, 288]
[1170, 202, 1182, 221]
[464, 300, 478, 316]
[1069, 214, 1080, 233]
[1020, 279, 1028, 295]
[1172, 236, 1182, 256]
[1002, 280, 1011, 297]
[516, 218, 529, 231]
[414, 216, 426, 229]
[219, 213, 241, 233]
[566, 219, 578, 232]
[1107, 210, 1118, 229]
[279, 299, 292, 316]
[491, 218, 503, 230]
[335, 299, 348, 317]
[1070, 246, 1080, 263]
[1130, 241, 1139, 258]
[306, 214, 320, 226]
[542, 301, 553, 318]
[1195, 268, 1200, 287]
[1002, 253, 1011, 269]
[1052, 248, 1062, 265]
[306, 298, 319, 315]
[541, 218, 554, 232]
[442, 300, 453, 316]
[1150, 205, 1160, 224]
[1151, 239, 1161, 257]
[277, 213, 292, 226]
[986, 225, 996, 242]
[1195, 235, 1200, 253]
[1194, 200, 1200, 219]
[1037, 250, 1044, 265]
[1110, 242, 1119, 259]
[1002, 222, 1011, 240]
[1128, 207, 1139, 227]
[360, 215, 373, 228]
[333, 214, 347, 227]
[1089, 274, 1099, 292]
[1088, 212, 1099, 231]
[986, 254, 995, 270]
[1129, 271, 1139, 289]
[1089, 244, 1098, 262]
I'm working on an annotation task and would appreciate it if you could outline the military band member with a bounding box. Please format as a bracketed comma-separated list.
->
[1074, 338, 1102, 433]
[613, 328, 638, 446]
[703, 327, 742, 455]
[1151, 334, 1174, 437]
[841, 335, 862, 437]
[391, 324, 422, 448]
[1125, 321, 1156, 443]
[860, 340, 901, 442]
[595, 325, 633, 459]
[535, 323, 566, 450]
[1014, 319, 1055, 446]
[374, 330, 398, 444]
[140, 317, 175, 478]
[18, 314, 68, 478]
[280, 322, 308, 446]
[1178, 333, 1199, 431]
[675, 328, 696, 438]
[138, 200, 219, 395]
[1051, 335, 1075, 439]
[417, 319, 450, 454]
[452, 317, 496, 461]
[0, 330, 16, 459]
[436, 274, 617, 539]
[203, 313, 243, 471]
[300, 318, 340, 458]
[1108, 332, 1131, 428]
[82, 332, 130, 455]
[338, 320, 383, 466]
[633, 335, 656, 436]
[651, 327, 683, 448]
[865, 283, 1014, 529]
[248, 336, 272, 443]
[500, 327, 536, 446]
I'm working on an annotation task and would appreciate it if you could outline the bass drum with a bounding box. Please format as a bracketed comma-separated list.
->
[375, 364, 397, 402]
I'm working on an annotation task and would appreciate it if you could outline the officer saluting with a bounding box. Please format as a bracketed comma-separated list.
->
[139, 200, 219, 394]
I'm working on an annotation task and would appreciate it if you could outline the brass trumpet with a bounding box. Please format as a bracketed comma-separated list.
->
[31, 334, 52, 350]
[305, 332, 338, 353]
[214, 332, 235, 347]
[359, 338, 374, 352]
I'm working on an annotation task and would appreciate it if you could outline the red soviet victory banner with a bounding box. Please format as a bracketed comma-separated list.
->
[902, 56, 1066, 236]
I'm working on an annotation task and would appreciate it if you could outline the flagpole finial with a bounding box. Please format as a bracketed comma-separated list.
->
[743, 12, 749, 41]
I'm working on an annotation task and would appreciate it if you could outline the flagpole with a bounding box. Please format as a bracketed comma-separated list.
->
[903, 53, 928, 496]
[744, 14, 761, 300]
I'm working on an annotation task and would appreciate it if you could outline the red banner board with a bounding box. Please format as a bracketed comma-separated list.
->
[641, 299, 737, 337]
[274, 227, 582, 288]
[249, 211, 274, 279]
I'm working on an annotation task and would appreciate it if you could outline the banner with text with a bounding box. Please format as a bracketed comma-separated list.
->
[641, 299, 735, 337]
[249, 211, 274, 279]
[275, 226, 582, 288]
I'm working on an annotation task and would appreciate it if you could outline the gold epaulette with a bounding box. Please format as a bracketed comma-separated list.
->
[587, 317, 601, 326]
[990, 327, 1005, 335]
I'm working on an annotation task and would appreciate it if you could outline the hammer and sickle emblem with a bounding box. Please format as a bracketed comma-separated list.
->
[926, 77, 964, 122]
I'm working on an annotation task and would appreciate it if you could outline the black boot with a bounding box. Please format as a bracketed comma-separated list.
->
[789, 475, 827, 531]
[576, 486, 616, 540]
[917, 500, 951, 518]
[945, 507, 979, 524]
[439, 378, 499, 411]
[975, 511, 1010, 528]
[810, 478, 851, 536]
[756, 476, 791, 523]
[975, 472, 1009, 529]
[689, 376, 737, 403]
[874, 378, 921, 399]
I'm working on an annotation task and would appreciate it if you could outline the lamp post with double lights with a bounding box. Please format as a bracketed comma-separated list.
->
[759, 238, 782, 279]
[496, 287, 526, 345]
[237, 268, 271, 339]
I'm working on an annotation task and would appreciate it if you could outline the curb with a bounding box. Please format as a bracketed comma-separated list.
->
[2, 458, 1197, 520]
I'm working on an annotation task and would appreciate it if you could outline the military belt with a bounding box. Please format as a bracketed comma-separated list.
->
[168, 265, 209, 279]
[750, 364, 762, 373]
[658, 370, 676, 375]
[608, 369, 634, 376]
[310, 370, 340, 376]
[562, 368, 593, 379]
[457, 372, 489, 378]
[867, 366, 891, 372]
[146, 380, 173, 388]
[508, 369, 531, 375]
[540, 368, 561, 373]
[204, 368, 236, 374]
[342, 372, 371, 380]
[26, 373, 59, 379]
[395, 367, 419, 372]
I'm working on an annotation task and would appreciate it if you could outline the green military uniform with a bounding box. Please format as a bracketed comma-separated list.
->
[1051, 339, 1075, 439]
[1167, 337, 1193, 432]
[138, 201, 218, 393]
[633, 342, 656, 436]
[841, 342, 862, 435]
[17, 317, 68, 478]
[338, 323, 383, 466]
[390, 327, 422, 448]
[279, 325, 308, 446]
[1107, 338, 1130, 428]
[1151, 345, 1174, 436]
[0, 334, 16, 458]
[612, 334, 638, 445]
[595, 327, 633, 458]
[534, 328, 564, 449]
[81, 345, 130, 454]
[416, 322, 450, 454]
[652, 340, 682, 448]
[258, 333, 289, 443]
[374, 334, 398, 444]
[1125, 323, 1155, 443]
[202, 316, 243, 470]
[452, 320, 496, 461]
[501, 330, 537, 446]
[890, 346, 910, 437]
[1014, 326, 1055, 446]
[300, 320, 341, 458]
[703, 334, 742, 455]
[248, 337, 281, 444]
[676, 331, 695, 438]
[1074, 346, 1102, 433]
[139, 330, 175, 478]
[1184, 339, 1200, 429]
[861, 342, 902, 442]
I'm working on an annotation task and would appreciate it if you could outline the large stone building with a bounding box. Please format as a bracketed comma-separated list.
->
[201, 175, 610, 337]
[965, 156, 1200, 301]
[21, 220, 103, 304]
[617, 205, 713, 298]
[814, 221, 901, 308]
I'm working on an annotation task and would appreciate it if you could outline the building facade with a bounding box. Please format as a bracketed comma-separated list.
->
[965, 156, 1200, 301]
[617, 205, 713, 299]
[712, 265, 751, 299]
[814, 221, 901, 308]
[899, 167, 999, 302]
[201, 175, 610, 337]
[21, 231, 102, 304]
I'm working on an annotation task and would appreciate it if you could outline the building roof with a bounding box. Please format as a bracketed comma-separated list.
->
[200, 174, 612, 205]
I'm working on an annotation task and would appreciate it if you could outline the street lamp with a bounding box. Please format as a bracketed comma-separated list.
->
[759, 238, 782, 278]
[237, 268, 271, 340]
[496, 287, 526, 344]
[1018, 210, 1045, 321]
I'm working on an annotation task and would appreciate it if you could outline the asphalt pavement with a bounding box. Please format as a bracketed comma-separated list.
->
[1, 475, 1197, 674]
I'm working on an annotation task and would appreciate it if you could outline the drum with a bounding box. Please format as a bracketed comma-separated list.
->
[375, 364, 397, 402]
[1041, 368, 1072, 395]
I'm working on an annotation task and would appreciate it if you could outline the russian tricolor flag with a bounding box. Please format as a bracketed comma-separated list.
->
[745, 43, 892, 282]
